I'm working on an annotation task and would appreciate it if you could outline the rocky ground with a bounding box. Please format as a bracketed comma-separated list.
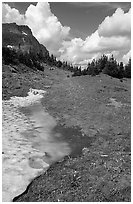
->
[2, 63, 131, 202]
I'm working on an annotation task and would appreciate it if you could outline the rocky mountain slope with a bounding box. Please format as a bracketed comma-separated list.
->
[2, 23, 49, 56]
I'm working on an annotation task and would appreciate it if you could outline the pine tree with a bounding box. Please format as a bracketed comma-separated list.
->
[124, 58, 131, 78]
[103, 55, 119, 78]
[97, 54, 108, 73]
[118, 62, 124, 78]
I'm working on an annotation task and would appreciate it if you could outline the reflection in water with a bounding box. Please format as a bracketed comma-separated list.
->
[3, 88, 92, 202]
[22, 103, 71, 165]
[22, 101, 92, 167]
[3, 88, 73, 202]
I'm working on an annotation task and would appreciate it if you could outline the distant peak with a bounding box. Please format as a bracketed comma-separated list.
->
[2, 23, 32, 35]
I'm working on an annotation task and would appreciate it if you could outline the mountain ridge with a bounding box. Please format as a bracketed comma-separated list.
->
[2, 23, 49, 56]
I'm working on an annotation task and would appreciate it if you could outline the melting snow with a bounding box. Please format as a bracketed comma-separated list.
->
[2, 89, 48, 202]
[2, 88, 70, 202]
[7, 45, 13, 49]
[22, 31, 28, 36]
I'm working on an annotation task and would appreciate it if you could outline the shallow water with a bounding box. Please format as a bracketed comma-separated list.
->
[21, 103, 71, 165]
[21, 102, 92, 165]
[52, 124, 92, 158]
[12, 103, 93, 202]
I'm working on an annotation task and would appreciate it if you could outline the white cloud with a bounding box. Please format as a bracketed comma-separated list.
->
[2, 2, 70, 56]
[122, 50, 131, 64]
[98, 8, 131, 37]
[25, 2, 70, 55]
[2, 4, 131, 66]
[59, 8, 131, 66]
[2, 3, 25, 24]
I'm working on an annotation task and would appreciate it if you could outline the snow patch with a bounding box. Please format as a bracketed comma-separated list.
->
[10, 88, 46, 107]
[2, 88, 48, 202]
[7, 45, 13, 49]
[22, 31, 28, 36]
[2, 88, 70, 202]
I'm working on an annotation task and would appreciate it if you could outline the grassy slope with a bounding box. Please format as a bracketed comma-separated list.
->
[2, 64, 131, 202]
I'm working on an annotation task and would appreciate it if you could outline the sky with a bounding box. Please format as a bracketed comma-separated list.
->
[2, 1, 131, 67]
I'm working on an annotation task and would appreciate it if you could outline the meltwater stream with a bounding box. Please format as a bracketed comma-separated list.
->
[2, 88, 91, 202]
[22, 102, 71, 165]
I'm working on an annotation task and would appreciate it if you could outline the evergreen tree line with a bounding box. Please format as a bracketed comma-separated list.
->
[2, 47, 131, 79]
[2, 47, 75, 72]
[72, 55, 131, 79]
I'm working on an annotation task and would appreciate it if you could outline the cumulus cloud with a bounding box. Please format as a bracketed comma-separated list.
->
[25, 2, 70, 55]
[59, 8, 131, 66]
[2, 3, 25, 24]
[98, 8, 131, 37]
[122, 50, 131, 64]
[2, 2, 70, 56]
[2, 3, 131, 66]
